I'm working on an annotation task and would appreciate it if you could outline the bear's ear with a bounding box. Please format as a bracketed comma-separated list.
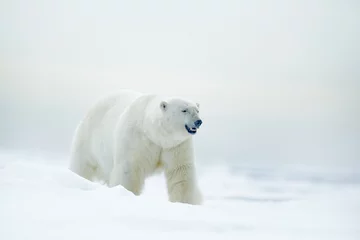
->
[196, 102, 200, 108]
[160, 101, 168, 111]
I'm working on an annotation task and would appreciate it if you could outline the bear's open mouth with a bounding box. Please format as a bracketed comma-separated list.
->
[185, 125, 197, 135]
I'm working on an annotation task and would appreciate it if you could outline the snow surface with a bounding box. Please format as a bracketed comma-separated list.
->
[1, 151, 359, 240]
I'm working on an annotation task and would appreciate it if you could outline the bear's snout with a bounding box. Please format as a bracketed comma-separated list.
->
[194, 119, 202, 128]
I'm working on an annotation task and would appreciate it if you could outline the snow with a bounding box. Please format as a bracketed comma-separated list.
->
[1, 151, 359, 240]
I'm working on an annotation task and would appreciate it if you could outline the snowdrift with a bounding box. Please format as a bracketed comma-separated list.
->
[1, 152, 359, 240]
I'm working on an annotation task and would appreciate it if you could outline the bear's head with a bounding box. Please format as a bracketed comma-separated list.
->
[159, 98, 202, 137]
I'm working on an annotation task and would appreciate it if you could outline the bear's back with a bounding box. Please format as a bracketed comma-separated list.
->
[87, 90, 143, 170]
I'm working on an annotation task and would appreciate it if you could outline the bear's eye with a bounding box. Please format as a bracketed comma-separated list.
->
[182, 109, 187, 113]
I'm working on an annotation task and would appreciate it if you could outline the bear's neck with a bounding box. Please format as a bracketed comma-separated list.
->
[144, 109, 188, 149]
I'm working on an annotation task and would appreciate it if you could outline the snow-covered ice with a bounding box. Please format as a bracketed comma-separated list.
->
[1, 151, 359, 240]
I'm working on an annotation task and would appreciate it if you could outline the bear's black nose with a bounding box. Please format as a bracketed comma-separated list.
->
[194, 119, 202, 128]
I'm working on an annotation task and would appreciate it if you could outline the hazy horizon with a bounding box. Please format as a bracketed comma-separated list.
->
[1, 0, 359, 171]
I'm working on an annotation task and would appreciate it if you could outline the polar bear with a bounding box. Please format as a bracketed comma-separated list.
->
[69, 90, 203, 205]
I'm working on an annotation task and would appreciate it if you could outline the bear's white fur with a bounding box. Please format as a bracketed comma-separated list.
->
[69, 90, 203, 205]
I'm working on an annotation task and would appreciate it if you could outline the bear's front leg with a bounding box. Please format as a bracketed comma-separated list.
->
[162, 139, 203, 205]
[108, 125, 146, 196]
[109, 161, 145, 196]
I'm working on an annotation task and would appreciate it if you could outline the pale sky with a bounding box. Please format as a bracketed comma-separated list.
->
[1, 0, 359, 170]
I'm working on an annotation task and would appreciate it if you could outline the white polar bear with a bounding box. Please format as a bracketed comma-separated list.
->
[69, 90, 203, 205]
